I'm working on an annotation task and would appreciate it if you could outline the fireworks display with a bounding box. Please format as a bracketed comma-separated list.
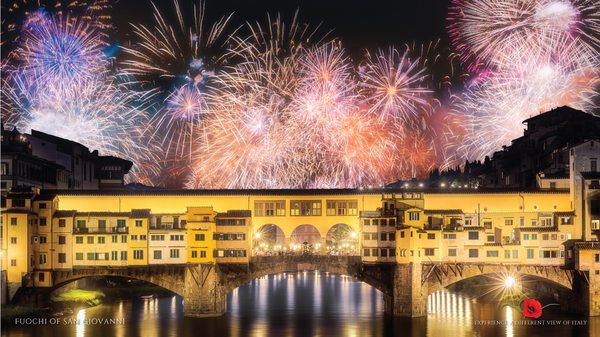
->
[1, 0, 599, 188]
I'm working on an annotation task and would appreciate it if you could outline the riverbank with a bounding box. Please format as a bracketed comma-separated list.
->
[1, 305, 50, 326]
[2, 284, 175, 326]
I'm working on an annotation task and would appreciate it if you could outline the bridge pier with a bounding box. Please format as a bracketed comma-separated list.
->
[183, 264, 227, 318]
[384, 263, 428, 317]
[572, 271, 600, 316]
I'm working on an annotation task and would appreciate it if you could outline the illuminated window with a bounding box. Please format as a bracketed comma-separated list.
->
[325, 200, 358, 216]
[255, 201, 286, 216]
[408, 212, 420, 221]
[290, 201, 322, 216]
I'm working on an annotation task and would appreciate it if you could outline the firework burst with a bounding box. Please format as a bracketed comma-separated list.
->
[1, 7, 154, 184]
[448, 0, 600, 71]
[120, 0, 234, 100]
[2, 0, 114, 46]
[15, 11, 109, 84]
[359, 47, 432, 124]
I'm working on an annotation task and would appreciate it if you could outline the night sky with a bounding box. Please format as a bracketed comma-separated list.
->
[113, 0, 452, 57]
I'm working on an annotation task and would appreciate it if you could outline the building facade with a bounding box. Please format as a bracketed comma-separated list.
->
[1, 130, 598, 313]
[1, 126, 133, 194]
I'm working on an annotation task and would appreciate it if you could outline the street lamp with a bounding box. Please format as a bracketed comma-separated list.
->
[504, 276, 515, 288]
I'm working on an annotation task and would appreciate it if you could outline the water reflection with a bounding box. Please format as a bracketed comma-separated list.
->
[2, 271, 595, 337]
[427, 291, 473, 336]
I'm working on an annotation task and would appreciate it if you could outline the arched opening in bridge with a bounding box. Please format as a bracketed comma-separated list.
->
[47, 275, 179, 313]
[254, 224, 286, 255]
[290, 224, 322, 254]
[227, 270, 385, 335]
[428, 272, 573, 316]
[325, 223, 358, 255]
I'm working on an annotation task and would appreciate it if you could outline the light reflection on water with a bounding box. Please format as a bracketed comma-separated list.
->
[2, 271, 597, 337]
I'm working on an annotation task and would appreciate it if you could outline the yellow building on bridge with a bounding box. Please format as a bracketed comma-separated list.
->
[1, 139, 598, 309]
[0, 186, 593, 292]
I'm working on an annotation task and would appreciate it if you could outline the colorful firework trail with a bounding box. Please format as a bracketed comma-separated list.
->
[119, 0, 235, 186]
[1, 0, 599, 189]
[1, 8, 155, 184]
[449, 0, 600, 161]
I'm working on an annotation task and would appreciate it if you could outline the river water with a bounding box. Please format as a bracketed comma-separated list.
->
[3, 271, 598, 337]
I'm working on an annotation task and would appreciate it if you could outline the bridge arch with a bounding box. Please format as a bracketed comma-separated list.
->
[50, 265, 186, 297]
[414, 263, 575, 316]
[290, 224, 322, 253]
[254, 224, 286, 255]
[218, 256, 385, 294]
[421, 263, 573, 294]
[325, 223, 358, 255]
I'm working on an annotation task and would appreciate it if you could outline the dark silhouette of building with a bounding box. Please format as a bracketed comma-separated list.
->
[432, 106, 600, 189]
[1, 125, 132, 193]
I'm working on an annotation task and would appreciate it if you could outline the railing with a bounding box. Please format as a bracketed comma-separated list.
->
[149, 224, 186, 230]
[424, 224, 442, 230]
[73, 227, 129, 234]
[250, 255, 361, 264]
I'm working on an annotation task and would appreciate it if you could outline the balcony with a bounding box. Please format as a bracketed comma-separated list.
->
[502, 238, 521, 245]
[73, 226, 128, 234]
[360, 209, 396, 218]
[150, 224, 186, 230]
[424, 224, 442, 231]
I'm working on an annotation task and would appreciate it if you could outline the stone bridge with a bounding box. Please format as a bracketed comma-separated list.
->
[387, 263, 585, 317]
[15, 258, 596, 317]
